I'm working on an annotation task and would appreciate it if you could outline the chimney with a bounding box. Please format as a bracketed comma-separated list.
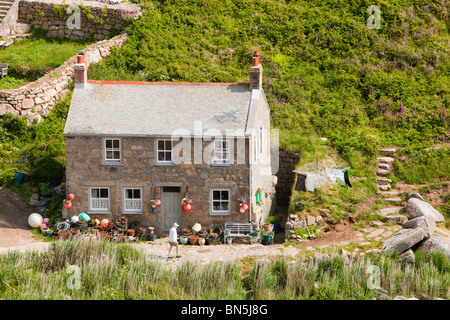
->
[249, 50, 262, 90]
[74, 50, 87, 89]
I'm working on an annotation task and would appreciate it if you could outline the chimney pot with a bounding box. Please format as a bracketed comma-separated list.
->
[249, 51, 262, 89]
[252, 51, 260, 66]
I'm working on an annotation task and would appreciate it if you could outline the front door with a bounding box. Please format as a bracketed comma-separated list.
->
[161, 187, 182, 233]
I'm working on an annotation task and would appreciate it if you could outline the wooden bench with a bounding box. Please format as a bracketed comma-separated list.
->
[0, 64, 7, 79]
[224, 222, 255, 244]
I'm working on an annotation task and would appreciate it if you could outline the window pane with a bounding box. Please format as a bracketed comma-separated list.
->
[213, 191, 220, 200]
[113, 151, 121, 159]
[113, 140, 120, 148]
[213, 202, 221, 210]
[158, 140, 165, 150]
[126, 189, 133, 199]
[220, 202, 229, 211]
[158, 152, 165, 161]
[100, 189, 108, 198]
[165, 140, 172, 150]
[165, 151, 172, 161]
[221, 191, 229, 200]
[91, 188, 99, 198]
[106, 151, 113, 159]
[105, 140, 112, 149]
[134, 189, 141, 199]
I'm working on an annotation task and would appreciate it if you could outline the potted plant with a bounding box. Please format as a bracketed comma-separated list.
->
[265, 215, 282, 233]
[148, 226, 156, 241]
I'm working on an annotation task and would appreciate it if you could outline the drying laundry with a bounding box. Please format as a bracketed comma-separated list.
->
[326, 168, 345, 186]
[306, 173, 316, 192]
[295, 174, 307, 192]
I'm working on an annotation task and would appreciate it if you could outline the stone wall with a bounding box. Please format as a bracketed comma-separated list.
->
[18, 0, 141, 40]
[64, 136, 252, 234]
[275, 149, 300, 206]
[0, 33, 126, 123]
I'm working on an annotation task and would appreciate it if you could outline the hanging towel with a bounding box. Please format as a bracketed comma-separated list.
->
[344, 170, 352, 188]
[306, 173, 316, 192]
[326, 168, 345, 186]
[295, 174, 307, 192]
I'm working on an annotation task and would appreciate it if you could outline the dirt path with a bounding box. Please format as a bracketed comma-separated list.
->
[0, 187, 49, 253]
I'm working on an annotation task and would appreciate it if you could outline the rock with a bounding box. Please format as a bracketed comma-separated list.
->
[384, 198, 402, 203]
[402, 216, 436, 239]
[285, 221, 293, 230]
[377, 178, 392, 185]
[378, 207, 404, 216]
[378, 185, 391, 191]
[405, 192, 425, 202]
[415, 234, 450, 260]
[314, 252, 330, 264]
[292, 220, 305, 229]
[306, 215, 316, 227]
[379, 148, 396, 156]
[382, 228, 426, 255]
[405, 198, 445, 223]
[376, 157, 395, 163]
[384, 215, 408, 224]
[399, 249, 415, 264]
[377, 170, 389, 177]
[28, 193, 39, 206]
[378, 163, 390, 170]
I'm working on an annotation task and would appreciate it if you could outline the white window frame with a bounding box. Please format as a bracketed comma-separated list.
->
[156, 139, 174, 164]
[89, 187, 110, 213]
[211, 189, 231, 215]
[104, 138, 122, 164]
[213, 139, 230, 165]
[123, 188, 143, 214]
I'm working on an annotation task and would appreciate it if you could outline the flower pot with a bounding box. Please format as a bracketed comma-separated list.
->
[198, 237, 205, 246]
[273, 224, 280, 234]
[227, 237, 233, 245]
[205, 237, 213, 245]
[120, 216, 128, 223]
[58, 230, 69, 240]
[182, 228, 191, 236]
[71, 228, 79, 236]
[99, 231, 108, 239]
[91, 228, 99, 235]
[180, 235, 188, 244]
[188, 234, 199, 245]
[127, 229, 135, 237]
[149, 234, 156, 241]
[263, 223, 272, 232]
[52, 232, 58, 240]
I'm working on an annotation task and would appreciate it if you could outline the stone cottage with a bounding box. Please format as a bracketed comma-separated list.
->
[63, 51, 276, 234]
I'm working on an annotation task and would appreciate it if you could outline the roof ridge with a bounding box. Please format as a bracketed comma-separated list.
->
[87, 80, 249, 86]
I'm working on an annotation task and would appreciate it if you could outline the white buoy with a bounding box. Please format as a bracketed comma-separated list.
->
[71, 215, 79, 224]
[28, 213, 43, 228]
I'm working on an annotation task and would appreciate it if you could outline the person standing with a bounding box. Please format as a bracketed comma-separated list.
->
[168, 222, 181, 259]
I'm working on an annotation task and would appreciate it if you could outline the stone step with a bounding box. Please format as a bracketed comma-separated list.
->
[384, 215, 408, 224]
[377, 157, 395, 163]
[379, 148, 397, 156]
[378, 163, 390, 170]
[377, 170, 389, 177]
[384, 198, 402, 203]
[377, 178, 392, 185]
[378, 185, 392, 191]
[378, 207, 405, 216]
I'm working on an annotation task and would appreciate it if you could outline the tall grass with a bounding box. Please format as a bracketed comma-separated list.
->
[0, 239, 448, 300]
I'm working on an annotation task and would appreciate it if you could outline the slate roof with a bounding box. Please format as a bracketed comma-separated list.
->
[63, 81, 252, 137]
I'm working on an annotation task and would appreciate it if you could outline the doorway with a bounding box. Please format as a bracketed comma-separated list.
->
[161, 186, 182, 233]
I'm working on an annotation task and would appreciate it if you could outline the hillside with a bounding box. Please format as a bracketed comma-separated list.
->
[87, 0, 448, 177]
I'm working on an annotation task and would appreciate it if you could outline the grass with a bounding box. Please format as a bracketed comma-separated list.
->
[1, 238, 447, 300]
[0, 30, 93, 89]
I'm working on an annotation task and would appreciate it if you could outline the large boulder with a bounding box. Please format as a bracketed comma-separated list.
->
[405, 192, 425, 202]
[402, 216, 436, 239]
[405, 198, 445, 223]
[415, 234, 450, 261]
[382, 228, 426, 255]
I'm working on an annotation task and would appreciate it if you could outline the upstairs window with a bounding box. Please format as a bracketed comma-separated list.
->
[104, 138, 121, 163]
[157, 140, 173, 163]
[213, 139, 230, 165]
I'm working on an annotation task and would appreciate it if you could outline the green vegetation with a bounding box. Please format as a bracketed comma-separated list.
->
[88, 0, 448, 167]
[0, 29, 93, 89]
[0, 239, 448, 299]
[0, 90, 71, 187]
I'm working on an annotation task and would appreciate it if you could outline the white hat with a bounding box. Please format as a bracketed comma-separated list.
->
[173, 223, 179, 227]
